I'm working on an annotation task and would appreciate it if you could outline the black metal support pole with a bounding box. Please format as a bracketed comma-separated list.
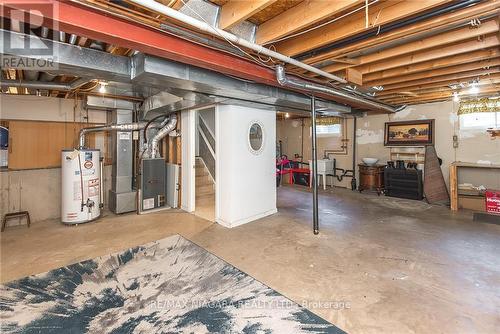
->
[311, 95, 319, 235]
[351, 116, 357, 191]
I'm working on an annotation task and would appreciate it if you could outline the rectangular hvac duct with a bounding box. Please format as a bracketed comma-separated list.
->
[109, 109, 137, 214]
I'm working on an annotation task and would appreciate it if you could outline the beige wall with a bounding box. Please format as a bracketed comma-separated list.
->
[357, 100, 500, 189]
[0, 95, 111, 224]
[0, 94, 106, 123]
[277, 117, 355, 188]
[278, 100, 500, 190]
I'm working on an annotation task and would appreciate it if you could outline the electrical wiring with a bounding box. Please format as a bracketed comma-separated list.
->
[265, 0, 381, 45]
[179, 0, 276, 69]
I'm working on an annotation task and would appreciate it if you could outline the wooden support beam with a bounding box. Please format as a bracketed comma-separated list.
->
[345, 68, 363, 86]
[303, 1, 500, 66]
[255, 0, 362, 44]
[275, 0, 451, 56]
[358, 34, 500, 74]
[321, 18, 500, 73]
[219, 0, 278, 30]
[368, 58, 500, 87]
[364, 48, 500, 83]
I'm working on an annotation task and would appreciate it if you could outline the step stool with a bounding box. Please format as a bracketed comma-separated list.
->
[2, 211, 31, 232]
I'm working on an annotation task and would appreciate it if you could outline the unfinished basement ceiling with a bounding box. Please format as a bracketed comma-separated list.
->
[88, 0, 498, 105]
[1, 0, 499, 107]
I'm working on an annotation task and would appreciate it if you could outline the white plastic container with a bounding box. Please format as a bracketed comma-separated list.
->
[61, 149, 101, 224]
[308, 159, 334, 173]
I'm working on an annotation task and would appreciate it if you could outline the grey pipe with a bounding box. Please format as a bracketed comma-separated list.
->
[1, 78, 92, 91]
[78, 121, 155, 149]
[276, 65, 403, 113]
[69, 34, 78, 45]
[99, 156, 104, 208]
[41, 26, 49, 38]
[149, 114, 177, 158]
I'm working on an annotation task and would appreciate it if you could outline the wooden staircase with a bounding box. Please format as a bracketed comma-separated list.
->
[195, 158, 214, 198]
[195, 158, 215, 221]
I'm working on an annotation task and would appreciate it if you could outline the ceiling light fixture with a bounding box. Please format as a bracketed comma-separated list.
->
[452, 92, 460, 102]
[98, 81, 108, 94]
[285, 113, 290, 118]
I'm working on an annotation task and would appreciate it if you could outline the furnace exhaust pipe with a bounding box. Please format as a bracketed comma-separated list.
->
[149, 114, 177, 158]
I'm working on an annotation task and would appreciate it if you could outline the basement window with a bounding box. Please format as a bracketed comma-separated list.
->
[316, 124, 342, 137]
[460, 112, 499, 129]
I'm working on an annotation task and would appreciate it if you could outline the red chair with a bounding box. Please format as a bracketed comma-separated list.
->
[276, 156, 292, 186]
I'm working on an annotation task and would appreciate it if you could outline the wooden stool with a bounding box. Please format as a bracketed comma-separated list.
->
[2, 211, 31, 232]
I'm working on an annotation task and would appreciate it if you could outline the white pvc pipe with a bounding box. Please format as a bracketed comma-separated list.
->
[129, 0, 348, 84]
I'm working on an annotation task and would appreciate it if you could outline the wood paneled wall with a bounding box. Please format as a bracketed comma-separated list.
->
[3, 120, 103, 170]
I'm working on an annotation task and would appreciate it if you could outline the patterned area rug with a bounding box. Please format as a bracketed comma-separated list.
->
[1, 234, 345, 333]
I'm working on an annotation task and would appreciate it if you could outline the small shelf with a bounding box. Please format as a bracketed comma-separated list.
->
[457, 193, 485, 198]
[390, 152, 425, 156]
[389, 147, 426, 164]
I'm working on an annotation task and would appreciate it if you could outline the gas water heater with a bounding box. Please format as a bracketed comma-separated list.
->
[61, 149, 102, 224]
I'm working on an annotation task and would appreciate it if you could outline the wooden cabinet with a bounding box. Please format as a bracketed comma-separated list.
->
[358, 164, 385, 195]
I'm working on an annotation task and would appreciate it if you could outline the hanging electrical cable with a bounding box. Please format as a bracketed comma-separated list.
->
[266, 0, 380, 44]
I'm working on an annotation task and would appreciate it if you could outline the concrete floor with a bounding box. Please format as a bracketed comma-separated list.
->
[1, 186, 499, 333]
[195, 193, 215, 222]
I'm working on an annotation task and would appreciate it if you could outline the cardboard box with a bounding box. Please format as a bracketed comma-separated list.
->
[458, 195, 486, 212]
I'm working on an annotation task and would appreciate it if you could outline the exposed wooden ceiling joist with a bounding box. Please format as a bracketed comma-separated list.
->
[219, 0, 278, 30]
[320, 18, 500, 73]
[369, 58, 500, 87]
[357, 34, 500, 75]
[302, 0, 500, 66]
[380, 69, 499, 98]
[379, 76, 500, 98]
[377, 73, 500, 96]
[383, 85, 500, 104]
[274, 0, 452, 57]
[363, 48, 500, 83]
[255, 0, 363, 45]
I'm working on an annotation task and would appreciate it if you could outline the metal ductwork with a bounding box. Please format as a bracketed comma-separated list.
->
[1, 78, 92, 91]
[109, 109, 137, 215]
[149, 114, 177, 158]
[129, 0, 347, 84]
[275, 65, 404, 113]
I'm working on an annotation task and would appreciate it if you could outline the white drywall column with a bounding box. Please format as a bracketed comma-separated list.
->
[181, 109, 196, 212]
[215, 104, 277, 227]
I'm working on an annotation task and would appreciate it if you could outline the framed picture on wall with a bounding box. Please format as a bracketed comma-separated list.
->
[384, 119, 435, 146]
